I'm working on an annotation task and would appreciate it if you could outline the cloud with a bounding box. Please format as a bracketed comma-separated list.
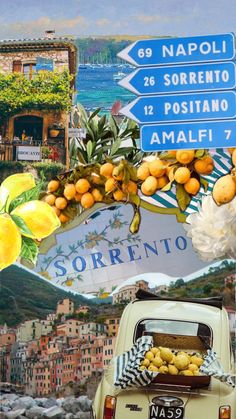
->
[0, 15, 88, 39]
[95, 18, 110, 27]
[136, 13, 184, 24]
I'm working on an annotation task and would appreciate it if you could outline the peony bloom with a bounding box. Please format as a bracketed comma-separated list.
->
[184, 195, 236, 261]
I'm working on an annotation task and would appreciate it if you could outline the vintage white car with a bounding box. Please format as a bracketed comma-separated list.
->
[92, 290, 236, 419]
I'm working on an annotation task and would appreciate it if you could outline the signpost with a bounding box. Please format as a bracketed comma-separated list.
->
[141, 120, 236, 151]
[118, 62, 236, 95]
[118, 33, 236, 151]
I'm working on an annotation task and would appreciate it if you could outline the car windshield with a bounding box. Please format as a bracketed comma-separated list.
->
[135, 319, 212, 350]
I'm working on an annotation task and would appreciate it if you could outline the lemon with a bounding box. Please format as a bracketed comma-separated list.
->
[0, 173, 35, 211]
[148, 364, 158, 372]
[145, 351, 154, 361]
[141, 358, 150, 367]
[0, 214, 22, 271]
[152, 356, 163, 368]
[174, 354, 190, 371]
[11, 200, 61, 240]
[190, 355, 203, 367]
[159, 365, 169, 374]
[151, 347, 160, 356]
[188, 364, 199, 373]
[160, 347, 173, 363]
[168, 365, 179, 375]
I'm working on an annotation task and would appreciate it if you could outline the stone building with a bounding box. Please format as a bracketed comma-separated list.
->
[0, 30, 77, 165]
[112, 280, 150, 304]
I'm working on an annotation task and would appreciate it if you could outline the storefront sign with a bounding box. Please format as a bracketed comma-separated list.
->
[17, 146, 41, 161]
[68, 128, 87, 138]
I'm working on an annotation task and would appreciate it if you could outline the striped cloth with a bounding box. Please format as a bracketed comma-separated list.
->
[200, 349, 235, 388]
[142, 148, 232, 215]
[113, 336, 158, 390]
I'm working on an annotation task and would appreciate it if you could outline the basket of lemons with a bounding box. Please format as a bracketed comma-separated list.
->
[140, 346, 210, 388]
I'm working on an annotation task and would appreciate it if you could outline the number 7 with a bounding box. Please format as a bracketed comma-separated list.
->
[224, 130, 231, 140]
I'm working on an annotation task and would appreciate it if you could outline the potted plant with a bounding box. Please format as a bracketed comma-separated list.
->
[49, 123, 63, 138]
[41, 146, 51, 162]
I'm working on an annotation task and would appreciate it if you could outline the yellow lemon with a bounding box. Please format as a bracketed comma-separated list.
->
[174, 354, 190, 371]
[188, 363, 199, 373]
[152, 356, 163, 368]
[0, 173, 35, 211]
[0, 214, 22, 271]
[11, 200, 61, 240]
[145, 351, 154, 361]
[180, 369, 194, 376]
[159, 365, 169, 374]
[141, 358, 150, 367]
[168, 365, 179, 375]
[140, 365, 146, 371]
[160, 347, 174, 363]
[190, 355, 204, 367]
[151, 347, 160, 356]
[148, 365, 158, 372]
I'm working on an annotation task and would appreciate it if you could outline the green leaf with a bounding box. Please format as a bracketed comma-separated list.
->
[11, 214, 33, 236]
[195, 149, 205, 158]
[161, 181, 173, 192]
[9, 181, 43, 213]
[199, 176, 209, 192]
[176, 183, 191, 212]
[86, 140, 94, 162]
[88, 108, 101, 122]
[20, 237, 39, 265]
[110, 137, 122, 157]
[108, 115, 118, 137]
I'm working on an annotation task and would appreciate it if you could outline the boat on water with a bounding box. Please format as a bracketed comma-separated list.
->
[113, 71, 126, 81]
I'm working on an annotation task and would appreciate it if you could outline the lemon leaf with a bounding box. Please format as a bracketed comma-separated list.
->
[176, 184, 191, 212]
[195, 149, 205, 158]
[199, 176, 209, 192]
[9, 181, 43, 213]
[20, 237, 38, 265]
[11, 214, 33, 236]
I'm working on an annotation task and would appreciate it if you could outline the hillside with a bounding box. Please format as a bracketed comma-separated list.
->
[0, 264, 95, 327]
[165, 260, 235, 307]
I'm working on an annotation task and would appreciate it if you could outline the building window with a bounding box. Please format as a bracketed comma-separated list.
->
[23, 63, 36, 80]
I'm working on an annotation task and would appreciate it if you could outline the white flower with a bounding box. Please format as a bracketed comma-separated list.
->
[184, 195, 236, 261]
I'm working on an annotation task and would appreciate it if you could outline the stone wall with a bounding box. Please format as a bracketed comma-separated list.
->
[0, 49, 69, 73]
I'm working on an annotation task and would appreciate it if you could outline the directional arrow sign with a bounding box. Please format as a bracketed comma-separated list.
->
[119, 62, 236, 95]
[120, 91, 236, 124]
[117, 33, 235, 67]
[141, 120, 236, 151]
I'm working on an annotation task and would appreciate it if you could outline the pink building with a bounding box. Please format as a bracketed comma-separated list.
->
[34, 360, 51, 396]
[103, 336, 117, 369]
[56, 319, 81, 338]
[104, 317, 120, 337]
[62, 348, 80, 385]
[0, 332, 16, 347]
[56, 298, 74, 317]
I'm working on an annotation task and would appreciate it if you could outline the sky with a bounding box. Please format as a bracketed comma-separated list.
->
[0, 0, 235, 40]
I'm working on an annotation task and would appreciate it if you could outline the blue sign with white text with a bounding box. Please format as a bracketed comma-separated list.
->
[117, 33, 235, 67]
[120, 91, 236, 124]
[119, 62, 236, 95]
[141, 120, 236, 151]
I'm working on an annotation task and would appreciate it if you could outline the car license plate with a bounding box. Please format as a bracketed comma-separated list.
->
[149, 404, 184, 419]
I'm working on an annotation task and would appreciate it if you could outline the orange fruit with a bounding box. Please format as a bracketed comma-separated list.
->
[91, 173, 102, 185]
[47, 180, 60, 193]
[141, 176, 158, 196]
[184, 178, 201, 195]
[75, 178, 90, 194]
[100, 162, 114, 178]
[51, 206, 61, 217]
[105, 177, 117, 193]
[194, 156, 214, 175]
[157, 175, 169, 189]
[227, 148, 235, 155]
[59, 213, 70, 223]
[232, 149, 236, 167]
[44, 194, 56, 206]
[176, 150, 195, 165]
[149, 159, 166, 178]
[112, 166, 124, 181]
[92, 188, 103, 202]
[74, 192, 82, 202]
[63, 184, 76, 200]
[174, 167, 191, 184]
[113, 190, 125, 201]
[122, 180, 138, 195]
[55, 197, 68, 210]
[137, 163, 150, 180]
[80, 192, 95, 209]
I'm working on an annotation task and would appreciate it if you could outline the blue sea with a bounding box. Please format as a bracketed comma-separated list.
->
[75, 64, 136, 112]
